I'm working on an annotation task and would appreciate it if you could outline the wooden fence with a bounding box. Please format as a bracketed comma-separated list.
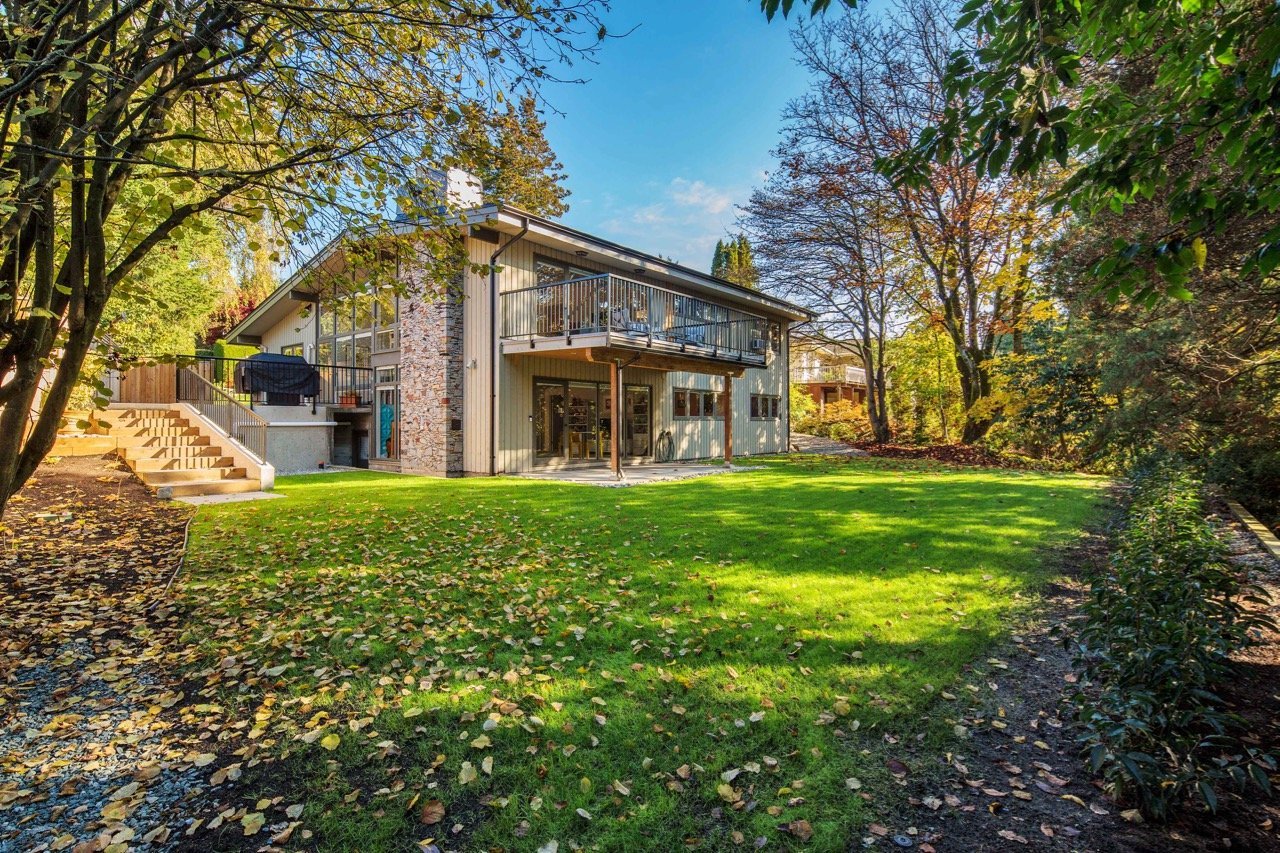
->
[114, 364, 176, 404]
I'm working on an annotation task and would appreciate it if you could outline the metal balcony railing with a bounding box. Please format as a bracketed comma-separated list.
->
[500, 273, 771, 365]
[177, 356, 374, 411]
[177, 367, 269, 462]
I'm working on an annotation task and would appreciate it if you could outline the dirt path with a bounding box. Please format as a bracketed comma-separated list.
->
[0, 456, 205, 851]
[882, 504, 1280, 852]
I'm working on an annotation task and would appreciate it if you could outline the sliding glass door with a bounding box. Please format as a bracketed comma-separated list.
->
[532, 378, 651, 463]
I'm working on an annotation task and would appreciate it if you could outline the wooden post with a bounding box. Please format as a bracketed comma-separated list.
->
[610, 360, 621, 479]
[723, 373, 733, 468]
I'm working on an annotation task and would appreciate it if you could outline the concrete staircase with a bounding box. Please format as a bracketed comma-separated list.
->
[93, 408, 263, 497]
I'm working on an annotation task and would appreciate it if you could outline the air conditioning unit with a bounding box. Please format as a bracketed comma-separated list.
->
[750, 338, 767, 351]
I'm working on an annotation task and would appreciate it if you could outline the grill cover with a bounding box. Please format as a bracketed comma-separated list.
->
[234, 353, 320, 397]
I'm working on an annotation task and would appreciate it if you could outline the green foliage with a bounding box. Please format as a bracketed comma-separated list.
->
[1073, 459, 1276, 818]
[711, 234, 759, 289]
[212, 340, 260, 382]
[983, 310, 1108, 464]
[912, 0, 1280, 302]
[476, 94, 571, 217]
[790, 382, 818, 422]
[885, 325, 964, 444]
[794, 399, 873, 443]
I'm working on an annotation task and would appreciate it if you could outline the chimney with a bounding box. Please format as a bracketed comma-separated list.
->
[397, 168, 484, 221]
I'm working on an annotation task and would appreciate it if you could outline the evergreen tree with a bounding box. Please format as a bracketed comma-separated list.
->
[713, 234, 760, 289]
[711, 239, 728, 278]
[480, 94, 571, 217]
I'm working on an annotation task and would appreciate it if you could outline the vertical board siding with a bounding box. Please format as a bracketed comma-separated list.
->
[260, 304, 316, 356]
[459, 235, 791, 475]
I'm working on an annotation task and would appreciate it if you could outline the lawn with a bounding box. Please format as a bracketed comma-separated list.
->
[180, 456, 1104, 851]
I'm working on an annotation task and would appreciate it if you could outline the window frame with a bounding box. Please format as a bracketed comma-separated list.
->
[750, 393, 781, 421]
[673, 387, 725, 420]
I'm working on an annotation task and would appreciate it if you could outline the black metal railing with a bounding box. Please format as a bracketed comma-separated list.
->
[500, 273, 770, 365]
[177, 367, 269, 462]
[177, 355, 374, 410]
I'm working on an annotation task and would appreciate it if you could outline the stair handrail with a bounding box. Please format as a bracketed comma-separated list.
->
[177, 366, 269, 463]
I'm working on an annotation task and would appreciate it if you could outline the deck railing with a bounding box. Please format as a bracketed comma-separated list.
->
[500, 273, 771, 365]
[177, 367, 269, 462]
[179, 356, 374, 410]
[791, 365, 867, 386]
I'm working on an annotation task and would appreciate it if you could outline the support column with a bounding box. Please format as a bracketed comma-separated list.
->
[610, 360, 621, 479]
[723, 373, 733, 468]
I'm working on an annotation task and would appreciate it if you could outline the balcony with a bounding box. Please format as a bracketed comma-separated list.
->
[791, 364, 867, 386]
[177, 355, 375, 411]
[500, 274, 771, 367]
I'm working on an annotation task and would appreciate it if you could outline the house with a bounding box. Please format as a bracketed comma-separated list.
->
[790, 337, 869, 411]
[191, 179, 812, 480]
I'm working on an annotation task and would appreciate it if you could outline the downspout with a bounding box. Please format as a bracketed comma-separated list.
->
[489, 219, 528, 475]
[784, 323, 792, 453]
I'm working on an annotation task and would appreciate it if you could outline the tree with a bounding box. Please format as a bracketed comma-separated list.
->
[917, 0, 1280, 303]
[754, 0, 1052, 443]
[712, 234, 760, 289]
[0, 0, 605, 517]
[477, 93, 571, 217]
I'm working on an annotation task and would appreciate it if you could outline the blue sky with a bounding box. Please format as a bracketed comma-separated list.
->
[537, 0, 811, 272]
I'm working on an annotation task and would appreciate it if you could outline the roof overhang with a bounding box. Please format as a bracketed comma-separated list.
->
[479, 205, 813, 322]
[226, 203, 814, 344]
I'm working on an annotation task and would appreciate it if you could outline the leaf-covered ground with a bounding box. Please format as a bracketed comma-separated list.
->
[169, 456, 1103, 851]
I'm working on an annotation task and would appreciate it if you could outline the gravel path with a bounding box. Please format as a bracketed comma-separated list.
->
[0, 456, 202, 852]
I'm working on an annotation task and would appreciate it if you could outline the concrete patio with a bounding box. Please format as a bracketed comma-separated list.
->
[514, 462, 764, 486]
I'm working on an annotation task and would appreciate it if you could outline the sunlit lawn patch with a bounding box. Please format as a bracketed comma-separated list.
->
[182, 456, 1103, 851]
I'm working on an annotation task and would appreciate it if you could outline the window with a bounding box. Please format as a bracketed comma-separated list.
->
[673, 388, 725, 420]
[281, 343, 303, 357]
[751, 394, 781, 420]
[375, 329, 397, 352]
[353, 292, 375, 331]
[535, 256, 594, 286]
[375, 288, 397, 325]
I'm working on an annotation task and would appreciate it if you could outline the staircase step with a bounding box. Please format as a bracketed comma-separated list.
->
[131, 456, 234, 473]
[122, 444, 225, 460]
[108, 425, 195, 437]
[141, 467, 247, 485]
[114, 434, 211, 448]
[51, 435, 118, 456]
[161, 478, 261, 498]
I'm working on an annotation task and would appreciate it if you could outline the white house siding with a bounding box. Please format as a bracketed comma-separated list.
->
[259, 303, 316, 359]
[457, 234, 792, 475]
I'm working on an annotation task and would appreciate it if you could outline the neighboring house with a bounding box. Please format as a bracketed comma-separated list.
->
[212, 177, 810, 478]
[791, 337, 869, 411]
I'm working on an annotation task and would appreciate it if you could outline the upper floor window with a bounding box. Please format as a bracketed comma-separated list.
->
[536, 256, 594, 286]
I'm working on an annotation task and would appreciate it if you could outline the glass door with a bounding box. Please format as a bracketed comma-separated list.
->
[566, 382, 600, 460]
[534, 380, 567, 459]
[624, 385, 651, 458]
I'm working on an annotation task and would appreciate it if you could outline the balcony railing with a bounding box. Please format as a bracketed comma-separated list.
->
[177, 367, 269, 462]
[177, 355, 375, 411]
[500, 273, 771, 365]
[791, 365, 868, 386]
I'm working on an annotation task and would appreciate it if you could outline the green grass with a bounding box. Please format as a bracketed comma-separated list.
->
[182, 455, 1104, 851]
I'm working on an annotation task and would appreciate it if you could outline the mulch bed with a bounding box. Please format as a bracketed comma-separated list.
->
[852, 442, 1021, 468]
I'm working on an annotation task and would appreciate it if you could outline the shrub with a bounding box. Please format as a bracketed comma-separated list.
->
[794, 400, 873, 443]
[211, 338, 260, 383]
[1072, 458, 1275, 818]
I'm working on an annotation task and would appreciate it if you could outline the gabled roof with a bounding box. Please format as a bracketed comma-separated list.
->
[227, 204, 812, 344]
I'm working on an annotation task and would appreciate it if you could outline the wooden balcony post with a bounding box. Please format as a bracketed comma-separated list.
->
[723, 373, 733, 468]
[610, 359, 622, 479]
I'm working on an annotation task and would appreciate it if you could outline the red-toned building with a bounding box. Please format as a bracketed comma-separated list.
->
[791, 338, 868, 410]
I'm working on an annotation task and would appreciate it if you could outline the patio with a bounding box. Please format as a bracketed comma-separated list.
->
[513, 461, 764, 486]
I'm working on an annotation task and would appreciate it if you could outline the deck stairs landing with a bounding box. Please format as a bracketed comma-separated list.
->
[90, 408, 262, 497]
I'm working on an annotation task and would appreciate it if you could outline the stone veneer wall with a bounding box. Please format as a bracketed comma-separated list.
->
[397, 267, 465, 476]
